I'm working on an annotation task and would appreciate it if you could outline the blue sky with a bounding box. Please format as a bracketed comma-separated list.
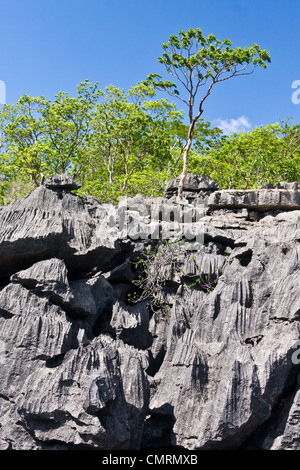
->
[1, 0, 300, 133]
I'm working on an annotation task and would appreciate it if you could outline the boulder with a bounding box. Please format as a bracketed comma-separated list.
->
[44, 174, 82, 190]
[165, 174, 219, 199]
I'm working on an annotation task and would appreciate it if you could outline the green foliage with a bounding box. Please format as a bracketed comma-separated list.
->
[147, 29, 270, 108]
[42, 81, 101, 176]
[0, 80, 102, 197]
[190, 119, 300, 189]
[0, 95, 50, 185]
[0, 40, 297, 207]
[128, 239, 225, 316]
[0, 178, 35, 205]
[80, 82, 183, 200]
[0, 80, 186, 203]
[189, 271, 220, 294]
[128, 239, 184, 315]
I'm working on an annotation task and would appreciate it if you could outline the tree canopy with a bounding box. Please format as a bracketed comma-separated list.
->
[145, 28, 271, 198]
[192, 119, 300, 189]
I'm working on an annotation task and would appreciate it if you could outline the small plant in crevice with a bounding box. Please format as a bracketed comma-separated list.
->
[127, 239, 226, 315]
[127, 238, 184, 316]
[185, 266, 222, 294]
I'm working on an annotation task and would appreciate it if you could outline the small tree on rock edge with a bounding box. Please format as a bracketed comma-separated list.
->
[145, 28, 271, 199]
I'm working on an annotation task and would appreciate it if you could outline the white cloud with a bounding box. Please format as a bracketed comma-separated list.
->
[212, 115, 251, 135]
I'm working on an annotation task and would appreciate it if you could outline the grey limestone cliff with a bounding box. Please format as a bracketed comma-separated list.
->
[0, 174, 299, 450]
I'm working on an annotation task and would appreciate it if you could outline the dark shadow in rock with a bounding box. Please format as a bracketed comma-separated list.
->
[110, 282, 131, 303]
[94, 398, 130, 450]
[244, 335, 263, 347]
[92, 308, 115, 338]
[235, 248, 253, 267]
[45, 352, 66, 369]
[212, 293, 222, 320]
[146, 348, 166, 377]
[0, 308, 14, 319]
[191, 353, 209, 394]
[123, 403, 147, 450]
[0, 240, 117, 286]
[100, 241, 134, 275]
[141, 404, 176, 449]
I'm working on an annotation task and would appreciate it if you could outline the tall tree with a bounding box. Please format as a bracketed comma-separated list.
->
[43, 80, 102, 177]
[145, 28, 271, 198]
[0, 95, 49, 185]
[88, 82, 182, 197]
[0, 80, 101, 187]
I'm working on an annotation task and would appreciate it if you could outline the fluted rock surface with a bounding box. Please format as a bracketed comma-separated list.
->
[0, 179, 299, 450]
[0, 184, 122, 282]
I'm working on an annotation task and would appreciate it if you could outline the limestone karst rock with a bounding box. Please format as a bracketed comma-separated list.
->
[44, 174, 82, 190]
[0, 174, 299, 450]
[165, 173, 219, 201]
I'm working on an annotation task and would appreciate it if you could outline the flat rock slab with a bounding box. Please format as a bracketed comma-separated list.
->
[44, 174, 81, 190]
[208, 189, 300, 211]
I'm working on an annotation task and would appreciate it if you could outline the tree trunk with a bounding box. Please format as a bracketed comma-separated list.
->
[108, 167, 112, 185]
[120, 177, 128, 194]
[108, 144, 113, 185]
[177, 120, 196, 200]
